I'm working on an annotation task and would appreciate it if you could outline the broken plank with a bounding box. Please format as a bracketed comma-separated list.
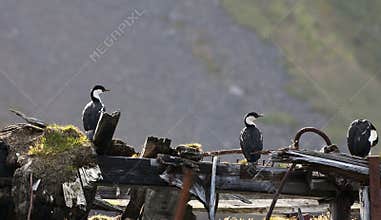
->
[78, 165, 103, 189]
[93, 111, 120, 154]
[273, 150, 372, 182]
[97, 156, 337, 198]
[62, 177, 87, 209]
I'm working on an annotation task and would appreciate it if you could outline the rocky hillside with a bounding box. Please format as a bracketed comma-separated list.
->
[0, 0, 335, 161]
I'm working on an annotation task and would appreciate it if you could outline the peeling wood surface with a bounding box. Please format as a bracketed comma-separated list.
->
[93, 111, 120, 154]
[62, 177, 87, 209]
[273, 150, 380, 183]
[78, 165, 103, 189]
[97, 156, 338, 198]
[189, 199, 327, 214]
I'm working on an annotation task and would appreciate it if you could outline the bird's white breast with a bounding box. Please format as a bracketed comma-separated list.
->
[369, 129, 378, 146]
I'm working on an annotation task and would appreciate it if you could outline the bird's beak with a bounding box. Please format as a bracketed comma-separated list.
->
[258, 114, 264, 118]
[104, 89, 111, 92]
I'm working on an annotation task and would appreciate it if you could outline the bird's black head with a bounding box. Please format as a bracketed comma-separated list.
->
[244, 112, 263, 127]
[91, 85, 110, 102]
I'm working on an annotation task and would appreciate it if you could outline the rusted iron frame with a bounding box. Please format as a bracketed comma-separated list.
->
[368, 156, 381, 220]
[265, 163, 296, 220]
[293, 127, 332, 150]
[174, 167, 194, 220]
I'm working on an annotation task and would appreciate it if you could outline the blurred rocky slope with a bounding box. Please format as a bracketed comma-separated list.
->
[0, 0, 329, 161]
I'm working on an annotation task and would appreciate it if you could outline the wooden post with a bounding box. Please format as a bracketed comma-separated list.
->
[122, 136, 173, 220]
[368, 156, 381, 220]
[208, 156, 218, 220]
[329, 191, 354, 220]
[359, 186, 370, 220]
[93, 111, 120, 154]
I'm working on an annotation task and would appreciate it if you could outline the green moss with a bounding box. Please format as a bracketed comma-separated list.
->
[184, 143, 202, 150]
[29, 124, 89, 156]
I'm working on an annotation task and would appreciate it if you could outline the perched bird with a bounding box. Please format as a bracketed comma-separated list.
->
[347, 119, 378, 157]
[240, 112, 264, 163]
[82, 85, 110, 140]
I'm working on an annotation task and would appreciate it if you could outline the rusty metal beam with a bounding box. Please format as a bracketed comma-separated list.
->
[174, 168, 193, 220]
[368, 156, 381, 220]
[265, 163, 296, 220]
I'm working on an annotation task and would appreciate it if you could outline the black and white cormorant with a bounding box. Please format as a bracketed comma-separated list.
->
[82, 85, 110, 140]
[240, 112, 264, 163]
[347, 119, 378, 157]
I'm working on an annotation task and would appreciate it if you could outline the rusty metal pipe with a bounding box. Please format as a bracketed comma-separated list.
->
[174, 168, 193, 220]
[293, 127, 332, 150]
[368, 156, 381, 220]
[265, 163, 296, 220]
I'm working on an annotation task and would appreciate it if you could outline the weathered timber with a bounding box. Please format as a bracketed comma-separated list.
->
[359, 186, 370, 220]
[92, 196, 124, 212]
[62, 177, 87, 209]
[93, 111, 120, 154]
[368, 156, 381, 220]
[122, 136, 175, 220]
[96, 186, 130, 199]
[78, 166, 103, 216]
[78, 165, 103, 189]
[97, 156, 337, 198]
[329, 191, 355, 220]
[273, 149, 380, 183]
[208, 156, 218, 220]
[297, 208, 303, 220]
[9, 109, 47, 128]
[188, 198, 325, 213]
[140, 136, 173, 158]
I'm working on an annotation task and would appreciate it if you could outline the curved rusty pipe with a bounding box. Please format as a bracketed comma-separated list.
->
[292, 127, 332, 150]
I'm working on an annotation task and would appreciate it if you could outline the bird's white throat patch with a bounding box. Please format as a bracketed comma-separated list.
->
[245, 116, 256, 125]
[93, 89, 103, 100]
[369, 129, 378, 146]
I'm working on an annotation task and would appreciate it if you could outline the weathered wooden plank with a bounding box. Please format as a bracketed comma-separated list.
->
[96, 198, 331, 215]
[78, 165, 103, 189]
[121, 136, 174, 220]
[273, 150, 374, 182]
[93, 111, 120, 154]
[359, 186, 370, 220]
[97, 186, 131, 199]
[140, 136, 172, 158]
[62, 177, 87, 209]
[92, 197, 124, 212]
[329, 191, 355, 220]
[97, 156, 337, 198]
